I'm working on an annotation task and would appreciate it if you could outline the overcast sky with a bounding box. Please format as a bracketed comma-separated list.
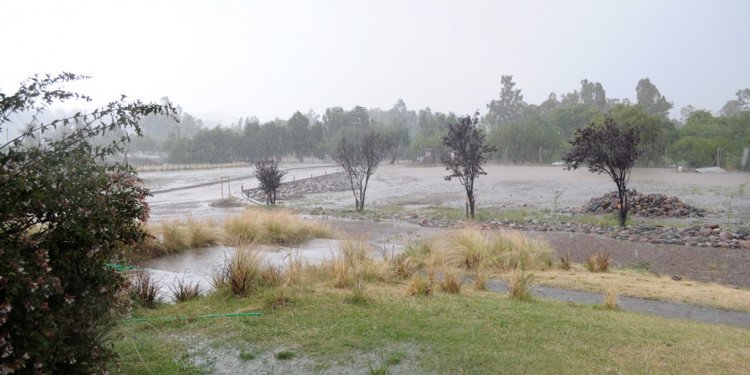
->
[1, 0, 748, 123]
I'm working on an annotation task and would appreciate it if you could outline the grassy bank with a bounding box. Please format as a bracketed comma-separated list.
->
[116, 282, 750, 374]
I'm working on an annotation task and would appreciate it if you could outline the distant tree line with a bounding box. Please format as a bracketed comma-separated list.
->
[122, 79, 750, 169]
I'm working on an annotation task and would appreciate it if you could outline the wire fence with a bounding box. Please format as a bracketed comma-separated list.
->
[132, 161, 251, 172]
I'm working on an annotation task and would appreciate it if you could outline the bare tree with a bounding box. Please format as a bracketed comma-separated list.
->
[441, 111, 497, 219]
[254, 158, 287, 204]
[332, 129, 393, 211]
[563, 117, 642, 226]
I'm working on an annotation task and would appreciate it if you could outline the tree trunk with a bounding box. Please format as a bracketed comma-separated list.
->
[467, 192, 475, 219]
[358, 189, 366, 212]
[617, 187, 628, 227]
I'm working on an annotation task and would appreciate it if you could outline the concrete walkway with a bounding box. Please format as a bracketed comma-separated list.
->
[484, 279, 750, 328]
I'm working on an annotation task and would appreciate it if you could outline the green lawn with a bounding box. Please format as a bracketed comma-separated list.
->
[114, 283, 750, 374]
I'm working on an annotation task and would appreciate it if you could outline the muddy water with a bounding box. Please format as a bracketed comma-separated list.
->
[135, 239, 344, 302]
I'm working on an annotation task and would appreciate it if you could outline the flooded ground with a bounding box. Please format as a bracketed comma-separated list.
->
[136, 162, 750, 303]
[139, 239, 345, 302]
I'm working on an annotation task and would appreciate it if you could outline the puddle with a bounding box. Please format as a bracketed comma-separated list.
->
[135, 239, 344, 302]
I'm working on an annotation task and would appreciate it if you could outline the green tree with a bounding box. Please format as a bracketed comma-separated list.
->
[485, 75, 527, 128]
[671, 136, 734, 167]
[288, 111, 310, 162]
[322, 106, 348, 140]
[489, 116, 565, 164]
[605, 104, 674, 166]
[547, 104, 602, 140]
[636, 78, 673, 119]
[308, 121, 327, 160]
[382, 125, 410, 164]
[0, 73, 174, 374]
[579, 79, 607, 111]
[719, 88, 750, 116]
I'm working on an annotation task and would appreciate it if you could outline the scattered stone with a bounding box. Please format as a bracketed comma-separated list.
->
[582, 189, 707, 218]
[243, 172, 350, 202]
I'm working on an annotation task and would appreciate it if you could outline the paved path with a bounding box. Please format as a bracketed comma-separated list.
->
[484, 279, 750, 328]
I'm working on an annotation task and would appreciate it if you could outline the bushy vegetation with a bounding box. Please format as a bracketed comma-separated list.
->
[0, 73, 174, 373]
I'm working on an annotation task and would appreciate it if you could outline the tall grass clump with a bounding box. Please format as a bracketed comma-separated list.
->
[214, 245, 265, 296]
[323, 236, 391, 289]
[585, 252, 612, 273]
[326, 236, 382, 288]
[222, 210, 264, 246]
[285, 252, 307, 287]
[407, 273, 432, 297]
[222, 209, 330, 246]
[440, 268, 462, 294]
[604, 286, 619, 310]
[395, 237, 445, 279]
[492, 231, 554, 271]
[507, 267, 533, 301]
[159, 219, 188, 253]
[596, 253, 612, 272]
[168, 275, 202, 302]
[444, 228, 553, 273]
[128, 270, 161, 308]
[344, 236, 390, 282]
[449, 227, 493, 270]
[260, 261, 284, 288]
[263, 209, 331, 243]
[397, 237, 433, 275]
[560, 250, 572, 271]
[330, 255, 353, 289]
[186, 215, 220, 248]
